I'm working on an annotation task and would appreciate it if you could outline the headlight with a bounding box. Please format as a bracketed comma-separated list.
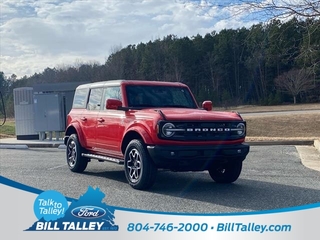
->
[162, 123, 175, 137]
[236, 123, 245, 136]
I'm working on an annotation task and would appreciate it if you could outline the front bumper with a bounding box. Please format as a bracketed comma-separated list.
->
[147, 143, 250, 171]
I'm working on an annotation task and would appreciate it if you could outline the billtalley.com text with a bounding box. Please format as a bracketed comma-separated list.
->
[217, 222, 291, 233]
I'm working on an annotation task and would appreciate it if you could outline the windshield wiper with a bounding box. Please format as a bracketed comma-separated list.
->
[161, 105, 191, 108]
[131, 104, 156, 108]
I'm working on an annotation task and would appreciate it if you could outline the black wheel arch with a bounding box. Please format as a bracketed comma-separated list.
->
[121, 131, 144, 154]
[65, 125, 86, 148]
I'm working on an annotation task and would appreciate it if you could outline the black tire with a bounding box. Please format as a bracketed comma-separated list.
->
[66, 134, 88, 173]
[124, 139, 157, 190]
[208, 161, 242, 183]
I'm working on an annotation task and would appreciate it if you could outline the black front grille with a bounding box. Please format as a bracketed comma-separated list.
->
[158, 121, 245, 141]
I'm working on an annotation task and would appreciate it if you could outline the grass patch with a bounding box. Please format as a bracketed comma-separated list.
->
[244, 113, 320, 141]
[0, 119, 16, 138]
[219, 103, 320, 141]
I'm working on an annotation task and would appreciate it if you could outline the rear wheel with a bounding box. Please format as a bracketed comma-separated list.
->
[66, 134, 88, 173]
[209, 161, 242, 183]
[124, 139, 157, 190]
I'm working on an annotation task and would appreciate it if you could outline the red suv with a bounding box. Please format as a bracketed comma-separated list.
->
[64, 80, 249, 190]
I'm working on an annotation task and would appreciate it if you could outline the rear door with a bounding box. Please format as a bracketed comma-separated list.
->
[81, 87, 103, 149]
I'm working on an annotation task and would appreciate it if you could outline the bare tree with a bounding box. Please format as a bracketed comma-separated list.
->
[239, 1, 320, 91]
[274, 68, 315, 104]
[240, 0, 320, 19]
[193, 1, 320, 19]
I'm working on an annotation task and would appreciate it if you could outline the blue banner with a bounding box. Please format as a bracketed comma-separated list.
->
[1, 175, 320, 239]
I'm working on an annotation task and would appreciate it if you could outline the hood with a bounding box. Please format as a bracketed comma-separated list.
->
[138, 108, 243, 121]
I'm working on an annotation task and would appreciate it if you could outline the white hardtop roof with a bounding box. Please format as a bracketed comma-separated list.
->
[76, 79, 186, 89]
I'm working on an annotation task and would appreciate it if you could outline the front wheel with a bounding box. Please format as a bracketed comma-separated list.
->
[66, 134, 88, 173]
[208, 161, 242, 183]
[124, 139, 157, 190]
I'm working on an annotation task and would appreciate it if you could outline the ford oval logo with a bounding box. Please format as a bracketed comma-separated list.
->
[71, 206, 106, 219]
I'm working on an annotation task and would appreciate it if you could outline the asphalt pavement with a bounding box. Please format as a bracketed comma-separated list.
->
[1, 145, 320, 213]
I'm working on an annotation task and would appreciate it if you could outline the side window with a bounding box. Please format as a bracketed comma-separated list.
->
[72, 88, 89, 109]
[87, 88, 103, 111]
[102, 86, 122, 110]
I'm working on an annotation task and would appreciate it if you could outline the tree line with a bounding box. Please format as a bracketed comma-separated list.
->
[0, 18, 319, 117]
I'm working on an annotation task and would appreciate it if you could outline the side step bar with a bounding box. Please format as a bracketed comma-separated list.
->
[82, 153, 124, 164]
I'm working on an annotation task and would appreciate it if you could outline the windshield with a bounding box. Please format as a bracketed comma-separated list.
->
[126, 85, 197, 108]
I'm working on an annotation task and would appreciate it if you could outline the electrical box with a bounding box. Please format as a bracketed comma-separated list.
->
[33, 93, 65, 132]
[13, 82, 88, 141]
[32, 82, 88, 139]
[13, 87, 39, 140]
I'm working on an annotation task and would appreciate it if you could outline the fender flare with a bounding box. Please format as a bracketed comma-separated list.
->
[65, 122, 88, 148]
[121, 126, 154, 153]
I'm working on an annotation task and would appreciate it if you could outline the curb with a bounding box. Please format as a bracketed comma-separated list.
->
[0, 145, 29, 149]
[0, 143, 65, 149]
[314, 139, 320, 153]
[247, 140, 315, 146]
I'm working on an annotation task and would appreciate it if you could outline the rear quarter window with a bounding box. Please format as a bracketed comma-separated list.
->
[72, 88, 89, 109]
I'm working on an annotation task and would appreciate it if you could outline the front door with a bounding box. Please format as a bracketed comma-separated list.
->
[95, 86, 124, 156]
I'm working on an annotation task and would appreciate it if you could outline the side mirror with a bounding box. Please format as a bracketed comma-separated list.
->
[202, 101, 213, 111]
[106, 98, 122, 110]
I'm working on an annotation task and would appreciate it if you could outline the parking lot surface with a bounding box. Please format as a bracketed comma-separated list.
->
[1, 145, 320, 213]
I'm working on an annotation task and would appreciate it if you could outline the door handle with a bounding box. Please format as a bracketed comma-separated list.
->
[80, 117, 87, 121]
[97, 118, 105, 123]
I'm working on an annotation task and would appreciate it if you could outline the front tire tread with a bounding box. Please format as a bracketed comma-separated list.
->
[66, 134, 88, 173]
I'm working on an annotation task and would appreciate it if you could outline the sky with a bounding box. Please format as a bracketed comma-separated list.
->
[0, 0, 262, 79]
